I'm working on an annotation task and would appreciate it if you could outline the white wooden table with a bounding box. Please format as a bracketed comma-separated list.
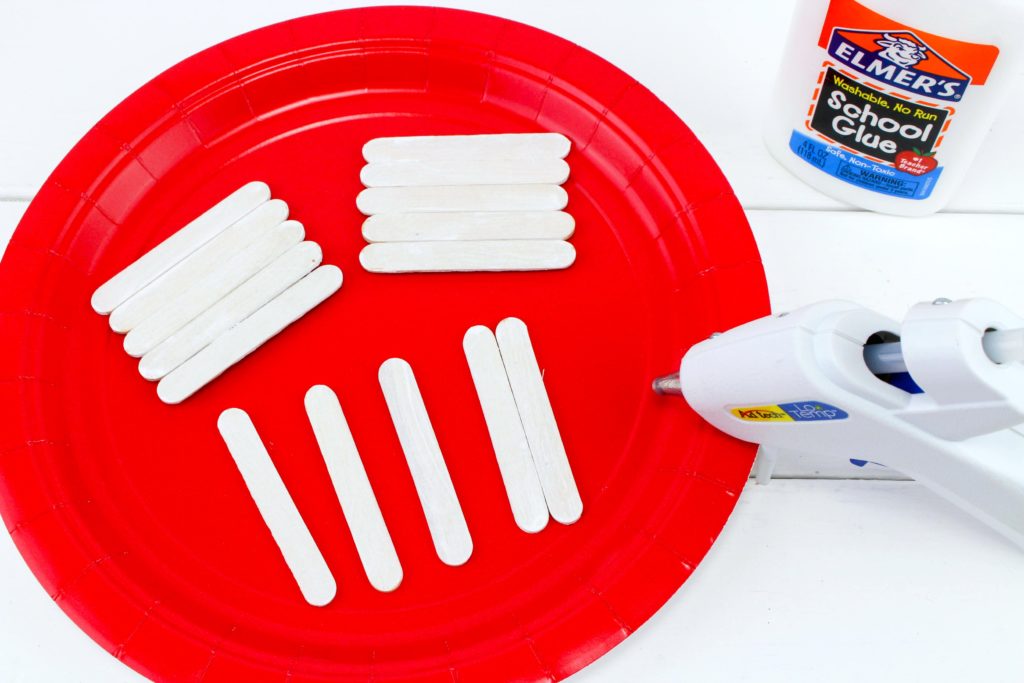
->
[2, 2, 1023, 681]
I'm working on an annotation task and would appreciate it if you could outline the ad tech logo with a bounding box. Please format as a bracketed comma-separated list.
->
[730, 402, 850, 423]
[827, 28, 970, 101]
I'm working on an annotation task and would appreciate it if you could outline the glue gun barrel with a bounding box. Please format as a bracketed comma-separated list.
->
[864, 327, 1024, 375]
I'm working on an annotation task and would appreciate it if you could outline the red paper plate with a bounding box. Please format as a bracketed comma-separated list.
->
[0, 7, 767, 682]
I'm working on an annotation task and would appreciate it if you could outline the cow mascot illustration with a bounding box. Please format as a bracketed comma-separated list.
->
[876, 33, 928, 67]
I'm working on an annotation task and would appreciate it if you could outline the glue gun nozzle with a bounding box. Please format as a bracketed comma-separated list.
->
[652, 372, 683, 396]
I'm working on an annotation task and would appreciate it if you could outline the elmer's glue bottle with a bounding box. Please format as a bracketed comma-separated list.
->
[764, 0, 1024, 216]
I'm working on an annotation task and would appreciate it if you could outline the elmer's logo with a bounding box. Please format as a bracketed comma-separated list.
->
[731, 402, 850, 423]
[828, 29, 969, 101]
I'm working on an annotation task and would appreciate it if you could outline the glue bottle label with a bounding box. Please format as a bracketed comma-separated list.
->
[788, 0, 999, 200]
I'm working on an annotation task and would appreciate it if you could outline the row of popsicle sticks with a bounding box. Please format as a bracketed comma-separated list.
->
[217, 318, 582, 606]
[90, 182, 342, 404]
[356, 133, 577, 273]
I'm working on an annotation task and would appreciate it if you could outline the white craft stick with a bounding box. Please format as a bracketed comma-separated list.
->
[139, 242, 323, 380]
[123, 220, 305, 358]
[91, 181, 271, 314]
[362, 133, 571, 163]
[495, 317, 582, 525]
[157, 265, 342, 404]
[356, 185, 568, 215]
[463, 326, 549, 533]
[359, 240, 575, 274]
[378, 358, 472, 566]
[362, 211, 575, 243]
[305, 385, 403, 592]
[217, 408, 336, 607]
[109, 199, 289, 333]
[360, 158, 570, 187]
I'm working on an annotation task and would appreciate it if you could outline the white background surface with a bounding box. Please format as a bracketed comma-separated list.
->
[2, 1, 1023, 681]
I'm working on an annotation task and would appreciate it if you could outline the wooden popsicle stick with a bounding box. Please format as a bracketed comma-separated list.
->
[360, 158, 570, 187]
[123, 220, 305, 358]
[305, 385, 403, 592]
[356, 185, 568, 215]
[495, 317, 583, 525]
[157, 265, 342, 404]
[359, 240, 575, 274]
[463, 326, 549, 533]
[362, 133, 571, 163]
[91, 181, 271, 314]
[361, 211, 575, 243]
[109, 199, 289, 333]
[139, 242, 322, 381]
[217, 408, 336, 607]
[378, 358, 473, 566]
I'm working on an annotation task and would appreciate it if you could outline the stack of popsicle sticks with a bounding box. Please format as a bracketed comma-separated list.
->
[90, 182, 342, 404]
[357, 133, 577, 273]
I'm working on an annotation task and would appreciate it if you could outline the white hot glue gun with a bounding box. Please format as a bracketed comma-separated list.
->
[654, 298, 1024, 549]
